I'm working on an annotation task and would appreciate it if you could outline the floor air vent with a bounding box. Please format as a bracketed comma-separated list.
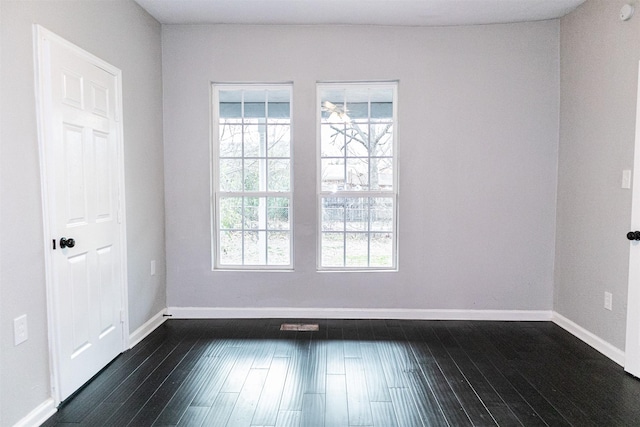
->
[280, 323, 319, 331]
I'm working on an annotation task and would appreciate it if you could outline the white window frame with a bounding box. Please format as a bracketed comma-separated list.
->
[211, 83, 294, 270]
[316, 81, 399, 271]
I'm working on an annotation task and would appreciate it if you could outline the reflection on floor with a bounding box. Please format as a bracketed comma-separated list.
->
[42, 318, 640, 426]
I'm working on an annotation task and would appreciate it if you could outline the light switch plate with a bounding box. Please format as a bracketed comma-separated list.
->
[622, 170, 632, 189]
[605, 292, 613, 311]
[14, 315, 28, 346]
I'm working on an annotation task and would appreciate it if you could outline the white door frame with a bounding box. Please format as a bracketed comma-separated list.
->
[33, 25, 129, 404]
[625, 61, 640, 377]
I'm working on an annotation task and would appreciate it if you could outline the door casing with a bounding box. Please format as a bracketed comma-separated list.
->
[33, 24, 129, 404]
[626, 61, 640, 377]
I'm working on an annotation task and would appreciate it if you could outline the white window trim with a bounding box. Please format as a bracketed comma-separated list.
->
[316, 81, 399, 271]
[211, 83, 294, 270]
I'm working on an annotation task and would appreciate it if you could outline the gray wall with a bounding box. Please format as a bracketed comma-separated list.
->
[0, 1, 165, 425]
[163, 23, 560, 312]
[556, 0, 640, 350]
[9, 2, 632, 422]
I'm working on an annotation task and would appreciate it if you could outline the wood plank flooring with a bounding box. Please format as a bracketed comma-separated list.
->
[41, 319, 640, 426]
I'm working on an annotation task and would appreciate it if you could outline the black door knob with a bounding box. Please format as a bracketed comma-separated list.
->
[60, 237, 75, 248]
[627, 231, 640, 241]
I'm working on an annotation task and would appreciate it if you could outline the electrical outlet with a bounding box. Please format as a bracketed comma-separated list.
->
[151, 260, 156, 276]
[604, 292, 613, 311]
[14, 315, 28, 346]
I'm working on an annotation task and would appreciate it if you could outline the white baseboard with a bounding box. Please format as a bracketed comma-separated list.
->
[129, 308, 168, 348]
[552, 311, 625, 366]
[166, 308, 625, 365]
[168, 306, 553, 321]
[12, 397, 56, 427]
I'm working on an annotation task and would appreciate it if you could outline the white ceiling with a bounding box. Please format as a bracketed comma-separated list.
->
[134, 0, 585, 26]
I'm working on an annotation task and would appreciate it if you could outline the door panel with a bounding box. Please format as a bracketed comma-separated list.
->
[63, 123, 87, 225]
[68, 252, 90, 357]
[94, 131, 113, 220]
[97, 245, 115, 335]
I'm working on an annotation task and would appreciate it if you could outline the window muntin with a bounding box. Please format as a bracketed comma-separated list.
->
[213, 85, 292, 269]
[318, 83, 398, 270]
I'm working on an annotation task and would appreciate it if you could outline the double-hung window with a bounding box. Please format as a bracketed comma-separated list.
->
[212, 84, 292, 269]
[318, 82, 398, 270]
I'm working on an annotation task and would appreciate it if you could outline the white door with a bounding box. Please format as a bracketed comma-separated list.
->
[626, 61, 640, 378]
[35, 26, 128, 402]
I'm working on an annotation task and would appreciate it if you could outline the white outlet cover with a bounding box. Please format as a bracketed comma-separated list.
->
[605, 292, 613, 311]
[622, 169, 632, 189]
[14, 314, 28, 346]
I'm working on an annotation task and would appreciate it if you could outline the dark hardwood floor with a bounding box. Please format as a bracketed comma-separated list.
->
[42, 318, 640, 426]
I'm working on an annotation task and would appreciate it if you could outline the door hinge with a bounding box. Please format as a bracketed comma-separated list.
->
[120, 310, 126, 323]
[117, 209, 122, 224]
